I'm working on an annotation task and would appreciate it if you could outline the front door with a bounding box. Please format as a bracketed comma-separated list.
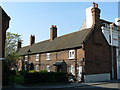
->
[77, 66, 83, 82]
[56, 66, 62, 72]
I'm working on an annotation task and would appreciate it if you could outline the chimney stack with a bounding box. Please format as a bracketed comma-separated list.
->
[91, 2, 101, 28]
[50, 25, 57, 41]
[30, 35, 35, 45]
[17, 40, 22, 50]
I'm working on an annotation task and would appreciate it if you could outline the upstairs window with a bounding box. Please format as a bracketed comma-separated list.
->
[25, 56, 28, 61]
[36, 54, 39, 61]
[68, 50, 75, 59]
[46, 53, 50, 60]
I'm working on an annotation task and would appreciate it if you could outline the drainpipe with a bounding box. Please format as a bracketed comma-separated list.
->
[110, 23, 114, 80]
[39, 54, 41, 71]
[75, 49, 78, 79]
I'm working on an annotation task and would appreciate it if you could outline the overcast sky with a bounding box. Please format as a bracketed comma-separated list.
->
[1, 2, 118, 46]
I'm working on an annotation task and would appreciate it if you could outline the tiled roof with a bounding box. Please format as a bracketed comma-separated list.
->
[17, 28, 91, 55]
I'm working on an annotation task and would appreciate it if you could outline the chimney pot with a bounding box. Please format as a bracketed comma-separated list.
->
[91, 3, 101, 28]
[93, 2, 98, 8]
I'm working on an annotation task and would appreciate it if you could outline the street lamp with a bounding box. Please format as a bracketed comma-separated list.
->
[27, 49, 31, 73]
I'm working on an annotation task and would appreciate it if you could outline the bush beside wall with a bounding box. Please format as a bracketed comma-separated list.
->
[24, 72, 68, 84]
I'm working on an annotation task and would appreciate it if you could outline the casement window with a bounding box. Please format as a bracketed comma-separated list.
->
[68, 50, 75, 59]
[69, 65, 75, 75]
[36, 54, 39, 61]
[35, 65, 39, 71]
[46, 53, 50, 60]
[25, 56, 28, 61]
[46, 65, 50, 72]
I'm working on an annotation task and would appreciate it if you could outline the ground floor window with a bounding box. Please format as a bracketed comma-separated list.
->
[35, 65, 39, 71]
[46, 65, 51, 72]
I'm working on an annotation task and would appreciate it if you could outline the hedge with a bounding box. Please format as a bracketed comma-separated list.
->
[14, 75, 24, 84]
[15, 72, 68, 84]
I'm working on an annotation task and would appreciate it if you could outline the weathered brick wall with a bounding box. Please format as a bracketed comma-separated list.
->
[25, 48, 85, 73]
[84, 27, 111, 75]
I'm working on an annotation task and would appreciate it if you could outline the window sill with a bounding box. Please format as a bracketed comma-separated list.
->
[46, 59, 51, 61]
[68, 57, 75, 60]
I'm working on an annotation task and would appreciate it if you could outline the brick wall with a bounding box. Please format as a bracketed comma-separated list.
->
[84, 27, 111, 75]
[21, 48, 85, 73]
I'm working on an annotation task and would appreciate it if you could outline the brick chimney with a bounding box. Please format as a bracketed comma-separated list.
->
[17, 40, 21, 50]
[50, 25, 57, 41]
[30, 35, 35, 45]
[91, 2, 101, 28]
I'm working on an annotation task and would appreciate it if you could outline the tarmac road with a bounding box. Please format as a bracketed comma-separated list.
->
[2, 80, 120, 90]
[77, 82, 120, 89]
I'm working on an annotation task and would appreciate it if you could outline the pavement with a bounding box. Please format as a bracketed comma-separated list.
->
[3, 80, 120, 89]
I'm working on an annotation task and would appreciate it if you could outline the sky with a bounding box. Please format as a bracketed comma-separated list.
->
[1, 2, 118, 47]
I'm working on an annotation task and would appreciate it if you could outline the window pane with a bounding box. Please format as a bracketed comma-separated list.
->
[46, 53, 50, 60]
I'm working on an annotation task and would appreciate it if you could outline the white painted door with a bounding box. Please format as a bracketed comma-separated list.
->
[70, 65, 75, 75]
[77, 66, 82, 81]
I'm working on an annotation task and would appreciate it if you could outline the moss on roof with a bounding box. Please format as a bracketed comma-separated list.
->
[17, 28, 91, 55]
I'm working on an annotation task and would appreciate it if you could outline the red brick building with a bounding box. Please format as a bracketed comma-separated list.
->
[17, 3, 112, 82]
[0, 6, 10, 88]
[0, 6, 10, 60]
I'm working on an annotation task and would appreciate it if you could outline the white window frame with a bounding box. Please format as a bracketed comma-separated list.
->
[46, 53, 50, 60]
[68, 50, 75, 59]
[36, 54, 39, 61]
[25, 56, 28, 61]
[35, 65, 39, 71]
[46, 65, 50, 72]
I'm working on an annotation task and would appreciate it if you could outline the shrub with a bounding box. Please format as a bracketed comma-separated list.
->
[14, 75, 24, 84]
[40, 70, 47, 73]
[9, 70, 16, 75]
[29, 70, 39, 73]
[24, 72, 68, 84]
[18, 70, 27, 75]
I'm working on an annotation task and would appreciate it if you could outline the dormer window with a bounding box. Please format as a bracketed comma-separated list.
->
[36, 54, 39, 61]
[68, 50, 75, 59]
[46, 53, 50, 60]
